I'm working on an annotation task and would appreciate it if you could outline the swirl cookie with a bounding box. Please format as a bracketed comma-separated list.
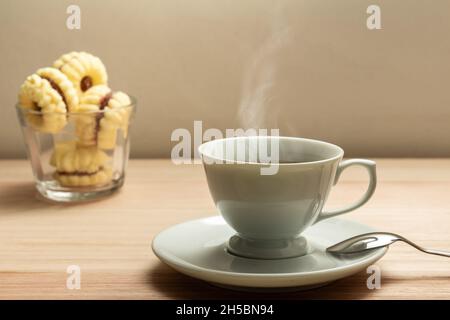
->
[99, 91, 132, 149]
[76, 85, 132, 149]
[36, 67, 79, 112]
[54, 51, 108, 94]
[50, 141, 112, 187]
[18, 68, 78, 133]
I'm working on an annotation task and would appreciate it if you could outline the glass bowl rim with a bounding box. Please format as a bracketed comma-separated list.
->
[15, 95, 137, 115]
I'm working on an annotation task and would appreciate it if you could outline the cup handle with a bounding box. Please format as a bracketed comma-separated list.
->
[314, 159, 377, 224]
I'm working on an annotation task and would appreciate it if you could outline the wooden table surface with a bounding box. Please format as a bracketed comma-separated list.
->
[0, 159, 449, 300]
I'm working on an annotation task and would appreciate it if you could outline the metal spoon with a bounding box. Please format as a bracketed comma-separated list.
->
[327, 232, 450, 257]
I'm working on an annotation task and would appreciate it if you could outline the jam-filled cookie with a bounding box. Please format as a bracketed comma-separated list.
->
[76, 85, 132, 149]
[18, 69, 77, 133]
[50, 141, 112, 187]
[54, 51, 108, 94]
[36, 67, 79, 112]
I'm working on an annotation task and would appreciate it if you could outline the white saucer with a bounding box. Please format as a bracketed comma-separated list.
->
[152, 216, 387, 291]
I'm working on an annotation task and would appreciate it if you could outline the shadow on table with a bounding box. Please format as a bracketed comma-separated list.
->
[146, 262, 373, 300]
[0, 181, 120, 214]
[0, 182, 51, 213]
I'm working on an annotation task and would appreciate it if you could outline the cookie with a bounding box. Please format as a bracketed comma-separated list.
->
[50, 141, 112, 187]
[98, 91, 132, 149]
[36, 67, 79, 112]
[76, 85, 132, 149]
[18, 73, 68, 133]
[54, 51, 108, 94]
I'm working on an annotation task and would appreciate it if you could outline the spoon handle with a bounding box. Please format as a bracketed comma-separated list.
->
[399, 238, 450, 257]
[421, 248, 450, 258]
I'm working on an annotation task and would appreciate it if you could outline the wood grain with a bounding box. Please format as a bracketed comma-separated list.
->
[0, 159, 449, 299]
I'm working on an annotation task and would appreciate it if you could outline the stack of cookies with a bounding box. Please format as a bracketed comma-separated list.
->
[18, 52, 132, 187]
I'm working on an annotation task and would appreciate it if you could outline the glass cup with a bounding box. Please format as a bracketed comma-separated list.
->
[15, 98, 136, 202]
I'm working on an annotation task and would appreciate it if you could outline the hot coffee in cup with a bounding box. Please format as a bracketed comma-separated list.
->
[198, 136, 376, 259]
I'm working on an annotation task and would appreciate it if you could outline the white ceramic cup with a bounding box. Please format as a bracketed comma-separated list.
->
[198, 136, 377, 259]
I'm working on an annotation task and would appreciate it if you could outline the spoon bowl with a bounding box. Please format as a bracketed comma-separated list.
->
[327, 232, 450, 257]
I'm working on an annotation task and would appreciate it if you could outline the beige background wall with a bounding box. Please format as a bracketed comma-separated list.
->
[1, 0, 449, 158]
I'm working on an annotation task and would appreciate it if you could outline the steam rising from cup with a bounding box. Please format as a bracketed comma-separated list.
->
[238, 11, 290, 130]
[234, 9, 290, 175]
